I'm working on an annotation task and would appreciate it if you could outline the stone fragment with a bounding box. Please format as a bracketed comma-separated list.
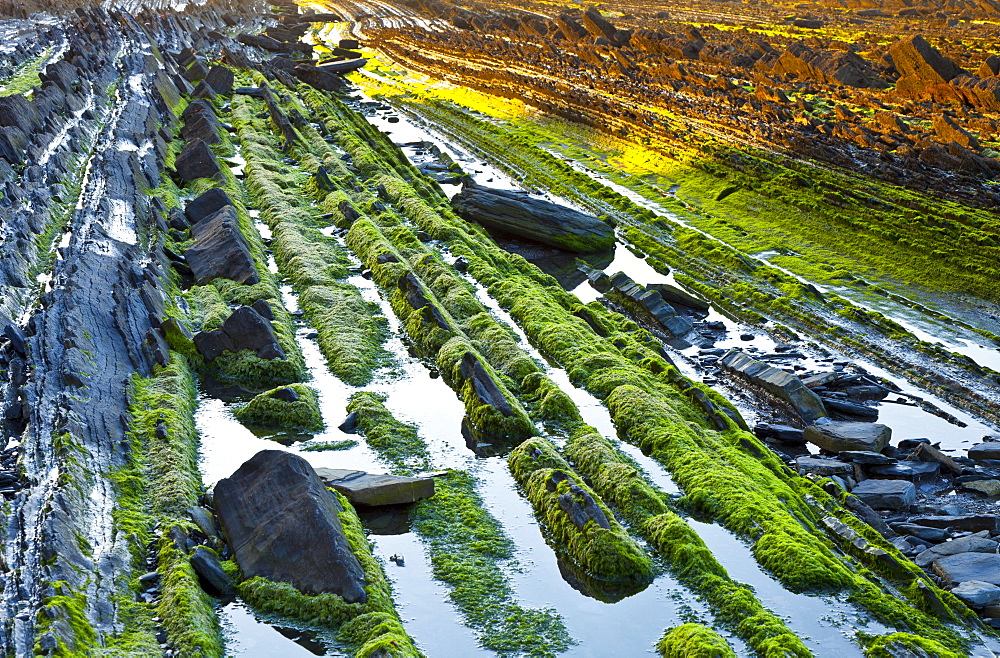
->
[915, 532, 998, 567]
[909, 515, 1000, 534]
[184, 206, 259, 286]
[934, 553, 1000, 587]
[189, 546, 235, 598]
[450, 184, 614, 253]
[721, 351, 827, 422]
[952, 581, 1000, 607]
[174, 139, 223, 184]
[795, 456, 852, 477]
[185, 187, 234, 225]
[194, 306, 283, 361]
[315, 468, 435, 507]
[969, 443, 1000, 461]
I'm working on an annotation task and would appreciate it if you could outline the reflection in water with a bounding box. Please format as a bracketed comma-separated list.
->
[219, 601, 339, 657]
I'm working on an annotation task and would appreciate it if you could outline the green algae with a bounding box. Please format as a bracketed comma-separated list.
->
[234, 383, 323, 433]
[563, 426, 809, 656]
[657, 624, 736, 658]
[861, 632, 963, 658]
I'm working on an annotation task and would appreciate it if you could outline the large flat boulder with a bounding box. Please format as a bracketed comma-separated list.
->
[851, 479, 915, 510]
[968, 442, 1000, 461]
[315, 468, 435, 507]
[908, 514, 1000, 534]
[214, 450, 368, 602]
[450, 184, 614, 253]
[720, 350, 827, 422]
[183, 206, 260, 285]
[933, 552, 1000, 587]
[804, 421, 890, 452]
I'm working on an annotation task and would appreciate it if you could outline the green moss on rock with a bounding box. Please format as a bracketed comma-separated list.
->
[235, 383, 323, 432]
[657, 624, 736, 658]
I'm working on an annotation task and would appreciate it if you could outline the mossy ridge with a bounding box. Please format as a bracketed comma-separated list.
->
[164, 95, 307, 392]
[859, 632, 963, 658]
[238, 489, 419, 657]
[34, 583, 98, 656]
[229, 94, 393, 387]
[345, 391, 574, 655]
[564, 426, 808, 656]
[126, 353, 224, 657]
[297, 87, 979, 650]
[508, 437, 655, 584]
[234, 383, 323, 432]
[656, 623, 736, 658]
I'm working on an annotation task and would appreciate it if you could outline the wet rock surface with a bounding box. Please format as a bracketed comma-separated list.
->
[315, 467, 436, 507]
[451, 184, 615, 253]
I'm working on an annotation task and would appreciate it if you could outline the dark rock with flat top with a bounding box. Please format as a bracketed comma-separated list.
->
[174, 139, 223, 184]
[315, 468, 435, 507]
[451, 184, 614, 253]
[460, 351, 513, 416]
[969, 443, 1000, 461]
[933, 552, 1000, 587]
[214, 450, 367, 602]
[185, 187, 234, 225]
[184, 206, 259, 286]
[804, 421, 890, 452]
[852, 479, 915, 510]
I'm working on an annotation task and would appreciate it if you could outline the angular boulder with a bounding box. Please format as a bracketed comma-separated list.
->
[174, 138, 223, 184]
[450, 184, 614, 253]
[183, 206, 260, 285]
[205, 65, 235, 96]
[889, 35, 965, 86]
[951, 581, 1000, 607]
[804, 421, 890, 452]
[315, 468, 435, 507]
[194, 306, 284, 361]
[851, 479, 915, 510]
[968, 442, 1000, 461]
[214, 450, 368, 602]
[185, 187, 234, 225]
[720, 350, 827, 422]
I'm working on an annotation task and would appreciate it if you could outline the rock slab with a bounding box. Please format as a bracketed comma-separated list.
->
[934, 552, 1000, 587]
[804, 421, 890, 452]
[214, 450, 368, 602]
[852, 479, 915, 510]
[450, 184, 615, 253]
[315, 468, 435, 507]
[720, 350, 827, 422]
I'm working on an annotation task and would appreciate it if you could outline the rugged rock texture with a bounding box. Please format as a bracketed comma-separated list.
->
[214, 450, 368, 602]
[194, 306, 284, 360]
[184, 205, 260, 285]
[451, 184, 615, 252]
[720, 350, 827, 422]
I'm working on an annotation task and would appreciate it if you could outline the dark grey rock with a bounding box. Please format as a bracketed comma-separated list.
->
[804, 421, 890, 452]
[194, 306, 283, 361]
[270, 387, 299, 402]
[934, 552, 1000, 587]
[190, 546, 235, 598]
[721, 350, 827, 423]
[205, 65, 235, 95]
[909, 515, 1000, 534]
[951, 580, 1000, 607]
[214, 450, 368, 602]
[891, 523, 950, 542]
[174, 139, 222, 184]
[451, 184, 614, 253]
[184, 206, 259, 286]
[851, 479, 915, 510]
[969, 443, 1000, 461]
[867, 461, 940, 480]
[754, 423, 805, 443]
[795, 456, 852, 477]
[915, 532, 998, 567]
